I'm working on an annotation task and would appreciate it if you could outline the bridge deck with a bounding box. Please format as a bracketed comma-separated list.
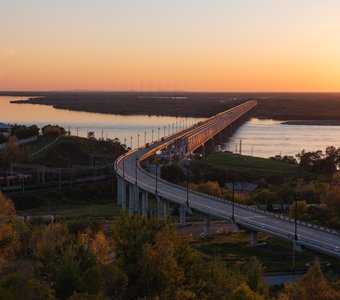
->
[115, 101, 340, 259]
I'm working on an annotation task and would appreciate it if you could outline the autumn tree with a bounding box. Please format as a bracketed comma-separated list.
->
[278, 262, 340, 300]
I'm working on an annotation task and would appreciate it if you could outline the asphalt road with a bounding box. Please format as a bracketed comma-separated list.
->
[115, 104, 340, 259]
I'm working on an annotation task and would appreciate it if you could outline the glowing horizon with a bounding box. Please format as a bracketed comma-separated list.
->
[1, 1, 340, 92]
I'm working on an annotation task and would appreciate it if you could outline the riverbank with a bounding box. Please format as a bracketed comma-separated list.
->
[4, 91, 340, 120]
[282, 120, 340, 125]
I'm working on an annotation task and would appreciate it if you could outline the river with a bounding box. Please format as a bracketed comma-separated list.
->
[0, 96, 202, 149]
[1, 96, 340, 158]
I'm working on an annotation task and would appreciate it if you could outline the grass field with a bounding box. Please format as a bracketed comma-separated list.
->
[206, 152, 300, 175]
[192, 231, 340, 274]
[19, 202, 122, 219]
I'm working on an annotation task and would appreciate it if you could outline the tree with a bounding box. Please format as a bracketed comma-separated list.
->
[278, 262, 340, 300]
[2, 135, 24, 164]
[161, 164, 185, 184]
[0, 194, 19, 270]
[231, 283, 263, 300]
[42, 125, 66, 137]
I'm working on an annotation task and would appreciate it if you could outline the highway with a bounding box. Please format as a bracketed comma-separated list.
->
[115, 101, 340, 259]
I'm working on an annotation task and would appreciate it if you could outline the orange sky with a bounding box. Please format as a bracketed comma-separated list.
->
[1, 1, 340, 92]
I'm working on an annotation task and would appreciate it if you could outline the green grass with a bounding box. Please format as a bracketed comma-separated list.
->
[192, 231, 340, 273]
[206, 152, 300, 175]
[19, 202, 122, 219]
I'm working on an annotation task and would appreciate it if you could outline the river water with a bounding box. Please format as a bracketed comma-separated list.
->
[0, 96, 202, 149]
[1, 96, 340, 158]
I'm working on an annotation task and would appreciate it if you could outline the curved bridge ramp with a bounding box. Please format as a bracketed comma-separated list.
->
[115, 101, 340, 259]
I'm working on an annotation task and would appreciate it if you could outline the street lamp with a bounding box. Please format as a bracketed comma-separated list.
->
[232, 182, 235, 222]
[292, 193, 299, 273]
[137, 133, 140, 148]
[144, 132, 147, 145]
[158, 127, 160, 140]
[152, 129, 154, 142]
[130, 136, 133, 149]
[186, 165, 190, 208]
[164, 126, 166, 137]
[294, 193, 298, 241]
[155, 163, 158, 194]
[123, 153, 125, 178]
[168, 124, 170, 135]
[135, 157, 138, 185]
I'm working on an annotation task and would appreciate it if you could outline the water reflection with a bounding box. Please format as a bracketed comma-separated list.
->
[225, 118, 340, 158]
[0, 96, 202, 148]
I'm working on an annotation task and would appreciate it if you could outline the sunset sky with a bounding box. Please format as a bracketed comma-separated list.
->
[1, 0, 340, 92]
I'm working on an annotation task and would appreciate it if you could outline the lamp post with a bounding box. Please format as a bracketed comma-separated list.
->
[123, 153, 125, 178]
[144, 132, 147, 145]
[155, 163, 158, 194]
[292, 193, 299, 273]
[158, 127, 160, 140]
[152, 129, 154, 142]
[294, 193, 298, 241]
[137, 133, 140, 148]
[172, 123, 174, 133]
[232, 181, 235, 222]
[135, 157, 138, 185]
[186, 165, 189, 208]
[164, 126, 166, 137]
[168, 124, 170, 135]
[130, 136, 133, 149]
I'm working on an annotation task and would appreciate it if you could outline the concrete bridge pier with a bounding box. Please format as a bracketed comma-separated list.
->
[163, 200, 170, 220]
[204, 215, 210, 237]
[179, 205, 186, 225]
[157, 196, 163, 220]
[134, 186, 140, 213]
[141, 191, 149, 218]
[250, 230, 257, 246]
[121, 180, 126, 210]
[128, 185, 135, 216]
[117, 177, 122, 205]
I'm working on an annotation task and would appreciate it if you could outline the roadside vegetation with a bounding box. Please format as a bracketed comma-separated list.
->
[1, 193, 340, 300]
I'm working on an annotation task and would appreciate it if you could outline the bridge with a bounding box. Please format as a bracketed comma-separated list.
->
[114, 100, 340, 259]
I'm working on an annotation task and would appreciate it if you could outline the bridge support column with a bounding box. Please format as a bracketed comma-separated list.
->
[142, 191, 148, 218]
[117, 177, 122, 205]
[179, 205, 186, 225]
[157, 196, 163, 220]
[121, 180, 126, 210]
[204, 215, 210, 237]
[250, 230, 257, 246]
[128, 185, 135, 216]
[163, 200, 169, 220]
[134, 186, 140, 213]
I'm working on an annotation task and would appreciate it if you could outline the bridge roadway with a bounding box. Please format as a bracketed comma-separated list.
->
[115, 101, 340, 259]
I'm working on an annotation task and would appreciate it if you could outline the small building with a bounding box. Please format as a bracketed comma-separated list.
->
[225, 182, 258, 195]
[0, 123, 12, 138]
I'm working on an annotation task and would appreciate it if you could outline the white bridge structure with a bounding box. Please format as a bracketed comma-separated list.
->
[115, 100, 340, 259]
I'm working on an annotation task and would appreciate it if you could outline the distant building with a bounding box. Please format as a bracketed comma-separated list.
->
[0, 123, 12, 138]
[225, 182, 258, 195]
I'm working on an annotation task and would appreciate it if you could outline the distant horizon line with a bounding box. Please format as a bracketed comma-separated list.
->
[1, 90, 340, 94]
